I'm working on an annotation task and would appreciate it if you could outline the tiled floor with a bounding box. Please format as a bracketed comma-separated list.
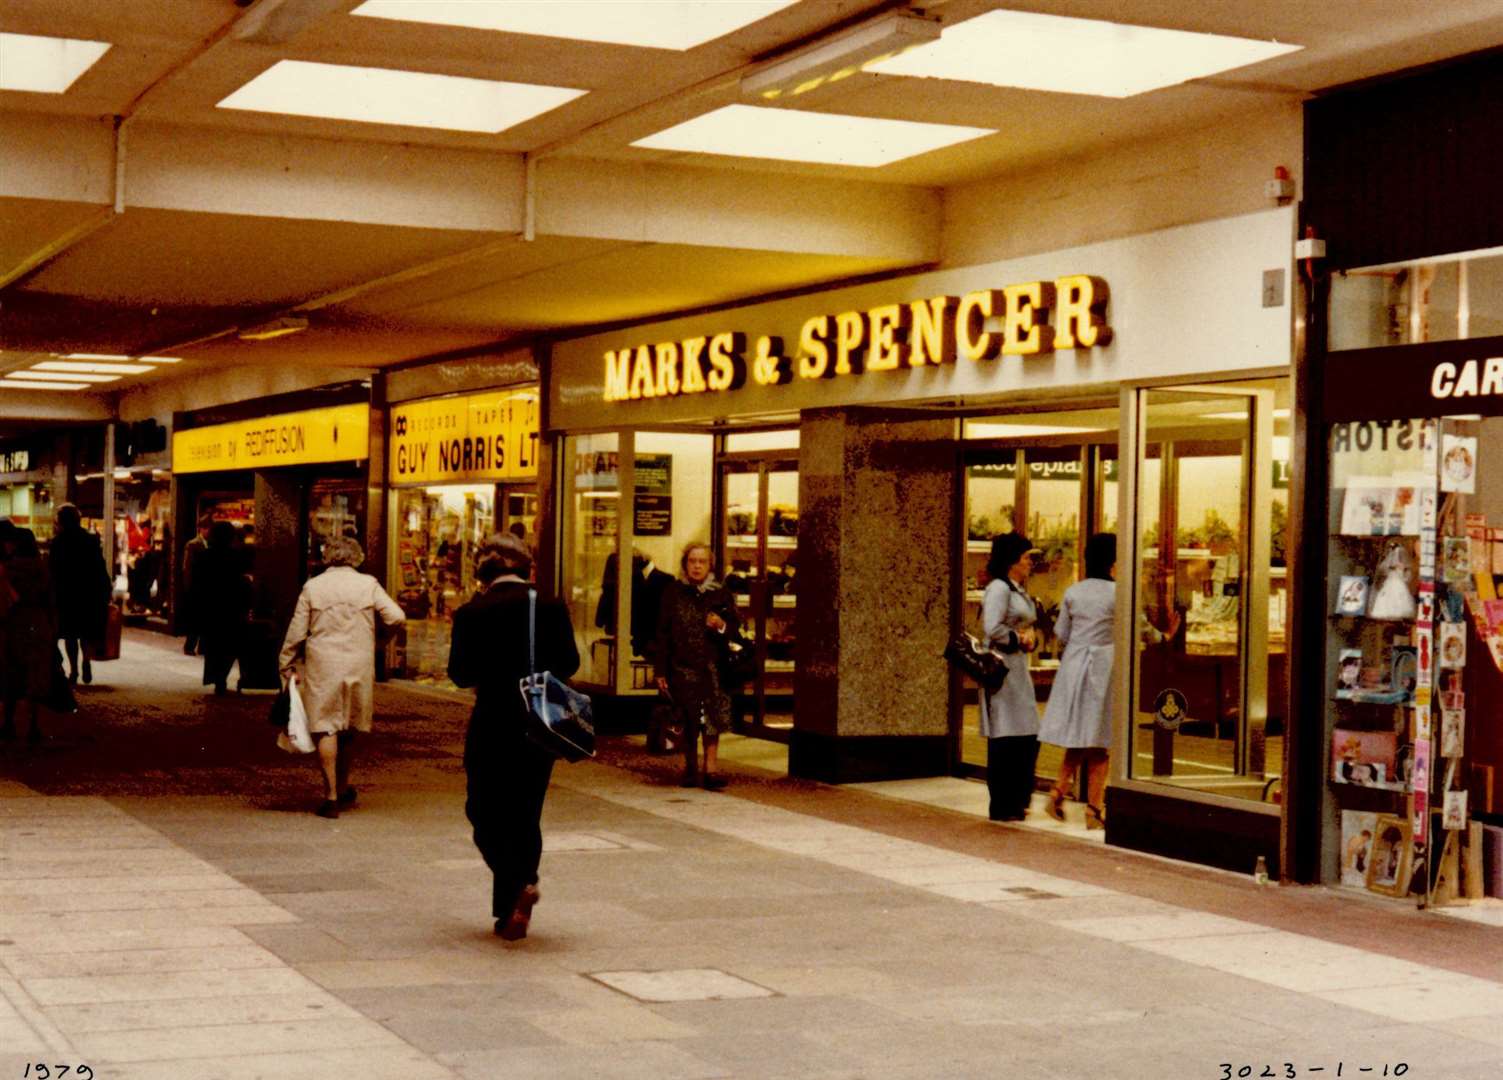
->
[3, 630, 1503, 1078]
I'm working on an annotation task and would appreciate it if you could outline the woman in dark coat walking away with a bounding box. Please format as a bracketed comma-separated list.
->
[448, 533, 579, 941]
[49, 503, 111, 686]
[654, 541, 740, 791]
[1, 528, 57, 743]
[195, 521, 252, 695]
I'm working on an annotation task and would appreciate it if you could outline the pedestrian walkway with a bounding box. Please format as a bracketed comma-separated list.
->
[2, 630, 1503, 1078]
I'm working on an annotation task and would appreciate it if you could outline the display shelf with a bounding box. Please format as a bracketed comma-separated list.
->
[727, 534, 797, 549]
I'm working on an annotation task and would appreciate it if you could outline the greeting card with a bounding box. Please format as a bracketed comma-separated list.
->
[1441, 708, 1465, 757]
[1441, 434, 1478, 493]
[1335, 575, 1370, 617]
[1439, 621, 1466, 669]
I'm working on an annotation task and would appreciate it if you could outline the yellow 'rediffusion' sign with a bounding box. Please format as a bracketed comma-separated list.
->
[173, 403, 370, 474]
[389, 389, 539, 485]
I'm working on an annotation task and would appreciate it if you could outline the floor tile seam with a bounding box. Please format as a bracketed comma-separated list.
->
[0, 969, 77, 1057]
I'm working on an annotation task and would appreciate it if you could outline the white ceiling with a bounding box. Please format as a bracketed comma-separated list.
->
[3, 0, 1503, 416]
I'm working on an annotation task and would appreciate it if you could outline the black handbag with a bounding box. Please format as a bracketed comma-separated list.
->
[943, 632, 1009, 693]
[520, 589, 596, 762]
[716, 630, 758, 688]
[268, 685, 292, 728]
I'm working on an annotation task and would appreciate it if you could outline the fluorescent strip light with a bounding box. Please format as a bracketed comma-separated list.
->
[0, 380, 86, 392]
[6, 371, 122, 384]
[238, 316, 310, 341]
[633, 104, 992, 167]
[218, 60, 585, 133]
[63, 353, 133, 361]
[352, 0, 797, 51]
[742, 13, 940, 101]
[140, 356, 183, 364]
[867, 10, 1302, 98]
[0, 32, 111, 94]
[1205, 408, 1291, 420]
[34, 360, 155, 375]
[967, 423, 1104, 437]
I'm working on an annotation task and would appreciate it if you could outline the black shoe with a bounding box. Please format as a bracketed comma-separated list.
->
[338, 787, 357, 807]
[702, 774, 728, 791]
[314, 800, 339, 819]
[82, 661, 92, 685]
[679, 772, 699, 788]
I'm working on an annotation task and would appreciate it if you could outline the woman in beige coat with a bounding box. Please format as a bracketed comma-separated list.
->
[278, 536, 405, 818]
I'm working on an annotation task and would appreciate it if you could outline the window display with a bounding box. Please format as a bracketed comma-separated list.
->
[1325, 413, 1503, 903]
[390, 484, 492, 684]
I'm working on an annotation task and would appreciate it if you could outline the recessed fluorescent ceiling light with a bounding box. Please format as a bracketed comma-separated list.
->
[35, 360, 155, 375]
[63, 353, 133, 361]
[351, 0, 797, 51]
[7, 371, 122, 383]
[140, 355, 183, 364]
[0, 379, 86, 392]
[633, 104, 992, 167]
[218, 60, 585, 133]
[866, 10, 1301, 98]
[0, 32, 111, 94]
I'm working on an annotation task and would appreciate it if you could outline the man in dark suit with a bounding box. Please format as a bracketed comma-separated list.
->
[448, 533, 579, 941]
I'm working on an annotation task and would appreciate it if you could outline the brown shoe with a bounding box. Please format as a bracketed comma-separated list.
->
[497, 884, 540, 941]
[1046, 787, 1067, 822]
[1085, 805, 1106, 831]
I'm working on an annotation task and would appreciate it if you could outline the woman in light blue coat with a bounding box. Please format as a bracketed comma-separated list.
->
[1041, 532, 1178, 830]
[979, 533, 1041, 821]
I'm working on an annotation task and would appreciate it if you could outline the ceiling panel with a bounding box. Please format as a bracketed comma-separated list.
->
[22, 208, 495, 306]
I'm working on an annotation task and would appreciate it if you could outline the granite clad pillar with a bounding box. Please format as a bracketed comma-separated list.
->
[791, 408, 958, 783]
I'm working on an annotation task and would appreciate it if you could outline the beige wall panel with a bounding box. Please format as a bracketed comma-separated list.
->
[942, 104, 1302, 269]
[0, 112, 113, 204]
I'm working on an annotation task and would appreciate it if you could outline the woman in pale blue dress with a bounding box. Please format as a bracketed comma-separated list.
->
[979, 533, 1042, 821]
[1040, 533, 1177, 829]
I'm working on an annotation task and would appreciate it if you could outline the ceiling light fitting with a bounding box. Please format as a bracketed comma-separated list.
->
[238, 316, 310, 341]
[740, 12, 940, 101]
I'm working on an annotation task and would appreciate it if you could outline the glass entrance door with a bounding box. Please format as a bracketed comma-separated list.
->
[1122, 387, 1275, 801]
[719, 454, 798, 736]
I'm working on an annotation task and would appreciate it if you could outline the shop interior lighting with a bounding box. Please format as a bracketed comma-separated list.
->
[966, 422, 1106, 438]
[741, 12, 941, 101]
[866, 10, 1301, 98]
[633, 104, 993, 167]
[351, 0, 798, 51]
[238, 316, 311, 342]
[140, 355, 183, 364]
[218, 60, 586, 134]
[1204, 408, 1291, 420]
[34, 360, 155, 375]
[0, 383, 87, 393]
[0, 32, 111, 94]
[63, 353, 133, 361]
[5, 371, 122, 384]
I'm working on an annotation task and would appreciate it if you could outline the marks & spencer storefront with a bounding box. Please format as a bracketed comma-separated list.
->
[546, 208, 1299, 876]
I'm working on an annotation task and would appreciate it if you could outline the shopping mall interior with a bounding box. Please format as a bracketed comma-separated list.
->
[7, 2, 1503, 1076]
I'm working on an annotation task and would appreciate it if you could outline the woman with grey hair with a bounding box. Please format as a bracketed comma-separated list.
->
[449, 532, 579, 940]
[279, 535, 405, 818]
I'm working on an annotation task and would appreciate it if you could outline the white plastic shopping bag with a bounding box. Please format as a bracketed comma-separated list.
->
[276, 674, 316, 754]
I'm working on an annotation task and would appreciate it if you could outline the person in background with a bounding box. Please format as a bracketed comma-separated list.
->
[654, 541, 739, 790]
[50, 504, 111, 686]
[448, 533, 579, 940]
[979, 533, 1042, 821]
[278, 536, 405, 819]
[1, 527, 56, 743]
[181, 514, 212, 655]
[196, 521, 251, 695]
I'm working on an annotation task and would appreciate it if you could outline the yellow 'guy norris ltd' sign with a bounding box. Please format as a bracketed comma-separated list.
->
[602, 275, 1112, 403]
[389, 389, 539, 485]
[173, 403, 370, 474]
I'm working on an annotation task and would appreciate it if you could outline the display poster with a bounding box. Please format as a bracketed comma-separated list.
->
[389, 389, 539, 485]
[174, 403, 370, 474]
[633, 454, 673, 537]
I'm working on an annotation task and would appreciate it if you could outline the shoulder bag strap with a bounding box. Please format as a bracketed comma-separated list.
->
[528, 587, 537, 676]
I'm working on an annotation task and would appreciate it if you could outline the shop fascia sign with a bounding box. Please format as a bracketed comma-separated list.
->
[0, 448, 31, 473]
[601, 275, 1112, 403]
[172, 403, 369, 475]
[389, 389, 539, 485]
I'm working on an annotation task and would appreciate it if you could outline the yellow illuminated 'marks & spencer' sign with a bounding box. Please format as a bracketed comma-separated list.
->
[389, 388, 539, 485]
[602, 275, 1112, 403]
